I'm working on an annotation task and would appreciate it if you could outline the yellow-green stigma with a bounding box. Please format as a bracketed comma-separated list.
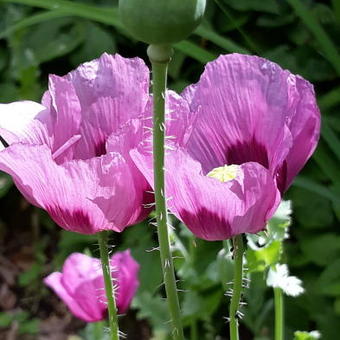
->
[207, 164, 239, 182]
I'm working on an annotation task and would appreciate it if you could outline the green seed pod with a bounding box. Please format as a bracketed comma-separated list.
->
[119, 0, 206, 45]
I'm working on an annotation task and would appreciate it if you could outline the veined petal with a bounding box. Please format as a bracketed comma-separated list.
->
[45, 251, 139, 321]
[44, 272, 98, 322]
[0, 101, 51, 149]
[61, 253, 102, 293]
[132, 148, 280, 241]
[66, 53, 149, 111]
[90, 119, 153, 229]
[61, 254, 106, 321]
[142, 91, 196, 149]
[62, 53, 150, 159]
[183, 54, 298, 175]
[110, 250, 140, 313]
[0, 143, 146, 233]
[45, 75, 82, 162]
[278, 75, 320, 190]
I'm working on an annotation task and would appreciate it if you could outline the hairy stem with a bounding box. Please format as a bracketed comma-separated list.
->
[274, 287, 284, 340]
[98, 231, 119, 340]
[229, 235, 245, 340]
[147, 44, 184, 340]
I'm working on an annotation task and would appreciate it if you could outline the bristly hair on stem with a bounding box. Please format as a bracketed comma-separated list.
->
[228, 234, 246, 340]
[97, 231, 119, 340]
[147, 43, 185, 340]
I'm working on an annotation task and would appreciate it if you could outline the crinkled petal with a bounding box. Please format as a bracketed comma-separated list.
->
[278, 75, 320, 190]
[60, 254, 106, 321]
[43, 76, 82, 162]
[91, 119, 153, 230]
[132, 148, 280, 241]
[141, 91, 196, 149]
[61, 53, 150, 159]
[110, 250, 140, 313]
[183, 54, 298, 176]
[0, 101, 52, 149]
[44, 272, 99, 322]
[61, 253, 102, 294]
[0, 143, 145, 233]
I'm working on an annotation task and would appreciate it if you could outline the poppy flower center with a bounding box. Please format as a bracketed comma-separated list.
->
[207, 164, 239, 182]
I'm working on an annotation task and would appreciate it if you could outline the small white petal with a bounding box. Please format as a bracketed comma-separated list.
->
[309, 331, 321, 339]
[267, 264, 304, 297]
[283, 276, 304, 297]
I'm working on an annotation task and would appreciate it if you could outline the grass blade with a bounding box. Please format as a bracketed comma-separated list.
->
[287, 0, 340, 76]
[294, 176, 340, 204]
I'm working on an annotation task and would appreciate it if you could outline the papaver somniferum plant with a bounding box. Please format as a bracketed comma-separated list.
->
[0, 53, 153, 234]
[132, 53, 321, 241]
[44, 250, 139, 322]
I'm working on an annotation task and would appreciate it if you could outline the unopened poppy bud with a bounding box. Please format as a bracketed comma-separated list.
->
[118, 0, 206, 45]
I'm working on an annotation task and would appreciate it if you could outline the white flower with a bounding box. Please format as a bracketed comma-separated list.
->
[294, 330, 321, 340]
[267, 264, 304, 297]
[309, 330, 321, 339]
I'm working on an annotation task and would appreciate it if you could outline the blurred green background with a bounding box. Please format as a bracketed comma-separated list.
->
[0, 0, 339, 339]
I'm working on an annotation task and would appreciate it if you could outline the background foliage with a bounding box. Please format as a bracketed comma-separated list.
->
[0, 0, 339, 339]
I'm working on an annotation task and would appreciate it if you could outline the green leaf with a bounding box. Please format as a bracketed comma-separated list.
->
[216, 248, 234, 289]
[70, 22, 116, 66]
[243, 272, 271, 334]
[0, 9, 70, 39]
[294, 176, 340, 205]
[319, 87, 340, 111]
[287, 0, 340, 76]
[301, 233, 340, 266]
[182, 290, 203, 318]
[18, 318, 39, 334]
[294, 330, 321, 340]
[0, 0, 120, 27]
[315, 259, 340, 296]
[0, 312, 14, 327]
[0, 172, 12, 198]
[55, 230, 97, 267]
[1, 0, 217, 64]
[23, 17, 85, 63]
[290, 187, 334, 229]
[18, 262, 43, 287]
[132, 291, 170, 333]
[321, 120, 340, 163]
[246, 241, 282, 273]
[120, 224, 163, 293]
[266, 200, 292, 242]
[224, 0, 280, 14]
[174, 40, 216, 63]
[195, 24, 249, 54]
[82, 321, 110, 340]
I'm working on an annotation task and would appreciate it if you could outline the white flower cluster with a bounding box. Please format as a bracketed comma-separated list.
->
[267, 264, 304, 297]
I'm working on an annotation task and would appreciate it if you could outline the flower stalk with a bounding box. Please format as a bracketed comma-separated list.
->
[97, 231, 119, 340]
[147, 44, 184, 340]
[229, 235, 245, 340]
[274, 287, 284, 340]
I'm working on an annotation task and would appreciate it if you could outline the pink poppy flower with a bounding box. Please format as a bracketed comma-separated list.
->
[0, 54, 152, 234]
[132, 54, 320, 241]
[44, 250, 139, 322]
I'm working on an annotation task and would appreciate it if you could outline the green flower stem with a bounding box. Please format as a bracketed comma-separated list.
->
[229, 235, 245, 340]
[147, 44, 184, 340]
[93, 321, 104, 340]
[274, 287, 284, 340]
[97, 231, 119, 340]
[191, 320, 198, 340]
